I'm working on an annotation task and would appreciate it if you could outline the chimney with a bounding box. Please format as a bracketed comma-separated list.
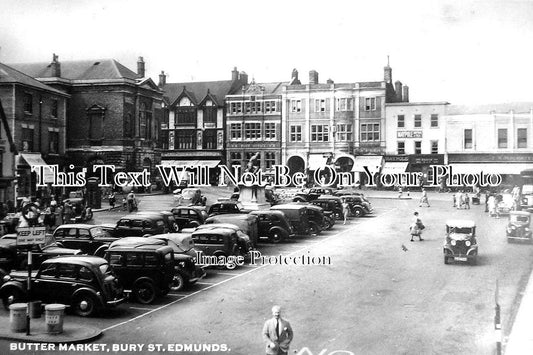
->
[327, 78, 334, 84]
[402, 86, 409, 102]
[50, 53, 61, 77]
[384, 56, 392, 84]
[158, 70, 166, 87]
[309, 70, 319, 85]
[395, 81, 403, 102]
[292, 69, 299, 81]
[239, 71, 248, 85]
[232, 67, 239, 81]
[137, 56, 145, 77]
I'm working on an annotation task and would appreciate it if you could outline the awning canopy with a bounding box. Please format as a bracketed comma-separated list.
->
[448, 163, 528, 175]
[352, 156, 383, 173]
[308, 155, 330, 170]
[19, 153, 54, 183]
[159, 160, 220, 168]
[381, 162, 409, 175]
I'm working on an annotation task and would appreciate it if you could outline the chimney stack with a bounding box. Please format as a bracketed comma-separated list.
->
[239, 71, 248, 85]
[395, 81, 403, 102]
[327, 78, 334, 84]
[402, 86, 409, 102]
[384, 56, 392, 84]
[309, 70, 319, 85]
[50, 53, 61, 77]
[292, 69, 299, 81]
[137, 56, 145, 77]
[232, 67, 239, 81]
[158, 70, 166, 87]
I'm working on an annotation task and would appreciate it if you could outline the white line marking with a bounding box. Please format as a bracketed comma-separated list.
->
[216, 272, 240, 276]
[102, 207, 398, 332]
[128, 307, 153, 311]
[195, 281, 215, 285]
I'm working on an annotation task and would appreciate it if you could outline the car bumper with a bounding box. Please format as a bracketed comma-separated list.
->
[106, 296, 127, 306]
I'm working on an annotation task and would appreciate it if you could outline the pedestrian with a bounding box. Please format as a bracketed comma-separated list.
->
[127, 191, 136, 212]
[108, 192, 116, 211]
[419, 188, 430, 207]
[484, 190, 490, 212]
[488, 194, 497, 217]
[341, 198, 350, 225]
[455, 191, 463, 209]
[398, 185, 403, 199]
[63, 201, 73, 224]
[122, 197, 127, 211]
[262, 305, 293, 355]
[409, 211, 424, 242]
[463, 191, 470, 209]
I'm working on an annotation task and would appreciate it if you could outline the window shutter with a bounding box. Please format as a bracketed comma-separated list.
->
[326, 98, 330, 112]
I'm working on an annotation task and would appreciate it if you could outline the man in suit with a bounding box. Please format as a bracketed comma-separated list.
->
[262, 305, 294, 355]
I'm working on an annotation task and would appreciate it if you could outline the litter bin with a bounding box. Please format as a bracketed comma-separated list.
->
[29, 301, 41, 318]
[45, 304, 65, 334]
[9, 303, 27, 332]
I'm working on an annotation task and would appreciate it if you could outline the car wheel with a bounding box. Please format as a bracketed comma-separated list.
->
[72, 293, 97, 317]
[170, 273, 186, 291]
[309, 222, 320, 236]
[269, 230, 284, 244]
[444, 256, 449, 264]
[353, 207, 364, 217]
[134, 280, 157, 304]
[2, 288, 23, 309]
[94, 247, 108, 258]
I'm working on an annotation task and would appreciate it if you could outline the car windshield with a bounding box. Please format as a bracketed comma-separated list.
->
[90, 227, 107, 238]
[523, 185, 533, 194]
[182, 190, 196, 198]
[449, 227, 474, 234]
[511, 215, 530, 223]
[99, 263, 113, 275]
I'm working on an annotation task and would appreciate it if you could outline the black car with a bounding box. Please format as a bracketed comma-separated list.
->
[311, 198, 342, 222]
[105, 244, 175, 304]
[270, 204, 312, 236]
[52, 224, 118, 257]
[135, 211, 179, 233]
[293, 187, 335, 203]
[114, 214, 168, 238]
[207, 201, 248, 216]
[249, 210, 294, 243]
[171, 206, 208, 231]
[342, 195, 374, 217]
[0, 256, 125, 316]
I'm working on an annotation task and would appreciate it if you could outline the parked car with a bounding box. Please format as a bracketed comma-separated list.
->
[0, 234, 81, 272]
[175, 188, 207, 207]
[249, 210, 294, 243]
[63, 190, 93, 222]
[300, 204, 324, 234]
[0, 256, 125, 316]
[293, 187, 335, 202]
[443, 220, 478, 265]
[191, 227, 242, 269]
[53, 224, 118, 257]
[207, 201, 248, 216]
[205, 213, 259, 248]
[315, 195, 344, 219]
[114, 214, 168, 238]
[270, 204, 312, 236]
[506, 211, 532, 243]
[196, 223, 253, 257]
[105, 244, 175, 304]
[171, 206, 208, 230]
[135, 211, 179, 232]
[497, 193, 516, 215]
[342, 195, 373, 217]
[520, 184, 533, 212]
[308, 200, 336, 229]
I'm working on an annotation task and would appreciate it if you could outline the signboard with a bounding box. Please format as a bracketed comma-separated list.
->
[397, 131, 423, 138]
[448, 153, 533, 163]
[17, 227, 46, 246]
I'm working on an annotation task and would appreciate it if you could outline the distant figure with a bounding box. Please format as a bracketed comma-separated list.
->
[262, 305, 293, 355]
[463, 191, 470, 210]
[398, 186, 403, 199]
[419, 188, 430, 207]
[108, 192, 116, 211]
[341, 198, 350, 225]
[409, 211, 424, 242]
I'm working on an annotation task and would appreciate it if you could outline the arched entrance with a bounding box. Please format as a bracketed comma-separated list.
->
[287, 156, 305, 175]
[336, 156, 355, 173]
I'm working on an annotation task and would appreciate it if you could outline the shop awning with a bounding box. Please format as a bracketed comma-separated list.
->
[159, 160, 220, 168]
[449, 163, 529, 175]
[352, 156, 383, 173]
[19, 153, 54, 183]
[381, 162, 409, 175]
[308, 155, 329, 170]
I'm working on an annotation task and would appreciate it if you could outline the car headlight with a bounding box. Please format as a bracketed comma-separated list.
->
[511, 225, 516, 230]
[465, 240, 471, 247]
[451, 240, 456, 246]
[178, 261, 186, 268]
[2, 275, 11, 282]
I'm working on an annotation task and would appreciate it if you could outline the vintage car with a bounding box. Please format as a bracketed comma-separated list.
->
[114, 214, 167, 238]
[134, 211, 179, 233]
[249, 210, 294, 243]
[105, 244, 175, 304]
[316, 195, 344, 219]
[205, 213, 259, 248]
[292, 187, 335, 203]
[191, 227, 242, 269]
[342, 195, 374, 217]
[63, 190, 93, 222]
[175, 188, 207, 207]
[308, 200, 336, 229]
[443, 220, 478, 265]
[196, 223, 253, 257]
[506, 211, 532, 243]
[270, 204, 313, 236]
[497, 193, 516, 215]
[207, 201, 248, 216]
[171, 206, 208, 230]
[53, 224, 118, 257]
[0, 256, 125, 316]
[520, 184, 533, 212]
[0, 234, 81, 272]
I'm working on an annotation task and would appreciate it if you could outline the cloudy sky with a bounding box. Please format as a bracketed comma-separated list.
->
[1, 0, 532, 105]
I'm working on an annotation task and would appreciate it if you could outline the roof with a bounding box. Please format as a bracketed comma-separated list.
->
[445, 219, 476, 228]
[162, 79, 241, 107]
[241, 81, 288, 95]
[9, 59, 140, 81]
[510, 211, 531, 216]
[55, 223, 96, 229]
[0, 62, 69, 96]
[447, 102, 533, 115]
[42, 255, 107, 265]
[271, 204, 307, 210]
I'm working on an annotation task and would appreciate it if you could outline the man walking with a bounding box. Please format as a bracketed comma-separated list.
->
[262, 305, 294, 355]
[419, 188, 430, 207]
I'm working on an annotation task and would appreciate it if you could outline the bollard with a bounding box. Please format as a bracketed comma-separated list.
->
[45, 304, 65, 334]
[29, 301, 41, 319]
[9, 303, 27, 333]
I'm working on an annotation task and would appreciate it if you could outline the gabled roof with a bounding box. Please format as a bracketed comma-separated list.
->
[0, 62, 68, 96]
[242, 81, 288, 95]
[163, 80, 242, 107]
[9, 59, 140, 81]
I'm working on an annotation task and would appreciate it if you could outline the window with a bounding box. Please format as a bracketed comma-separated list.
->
[139, 103, 147, 139]
[430, 114, 439, 127]
[21, 127, 34, 151]
[290, 125, 302, 142]
[89, 112, 104, 141]
[290, 100, 301, 113]
[245, 152, 260, 169]
[176, 108, 196, 125]
[336, 98, 353, 111]
[431, 140, 438, 154]
[397, 115, 404, 128]
[230, 123, 242, 140]
[58, 264, 76, 279]
[315, 99, 327, 112]
[49, 131, 59, 153]
[51, 100, 58, 118]
[517, 128, 528, 148]
[264, 123, 276, 140]
[23, 93, 33, 114]
[464, 129, 473, 149]
[230, 102, 242, 114]
[264, 101, 278, 113]
[414, 141, 422, 154]
[265, 152, 276, 168]
[364, 97, 376, 111]
[230, 152, 241, 167]
[204, 106, 217, 123]
[175, 129, 196, 149]
[498, 129, 508, 148]
[397, 141, 405, 155]
[414, 114, 422, 128]
[311, 125, 329, 142]
[336, 124, 352, 141]
[360, 123, 380, 142]
[244, 123, 261, 140]
[203, 129, 217, 149]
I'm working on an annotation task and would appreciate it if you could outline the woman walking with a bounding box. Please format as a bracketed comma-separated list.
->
[410, 211, 424, 242]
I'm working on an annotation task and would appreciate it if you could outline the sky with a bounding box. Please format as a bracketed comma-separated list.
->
[1, 0, 533, 105]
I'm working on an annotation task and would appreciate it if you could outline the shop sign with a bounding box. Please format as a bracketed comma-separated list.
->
[410, 154, 444, 165]
[397, 131, 423, 138]
[448, 153, 533, 163]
